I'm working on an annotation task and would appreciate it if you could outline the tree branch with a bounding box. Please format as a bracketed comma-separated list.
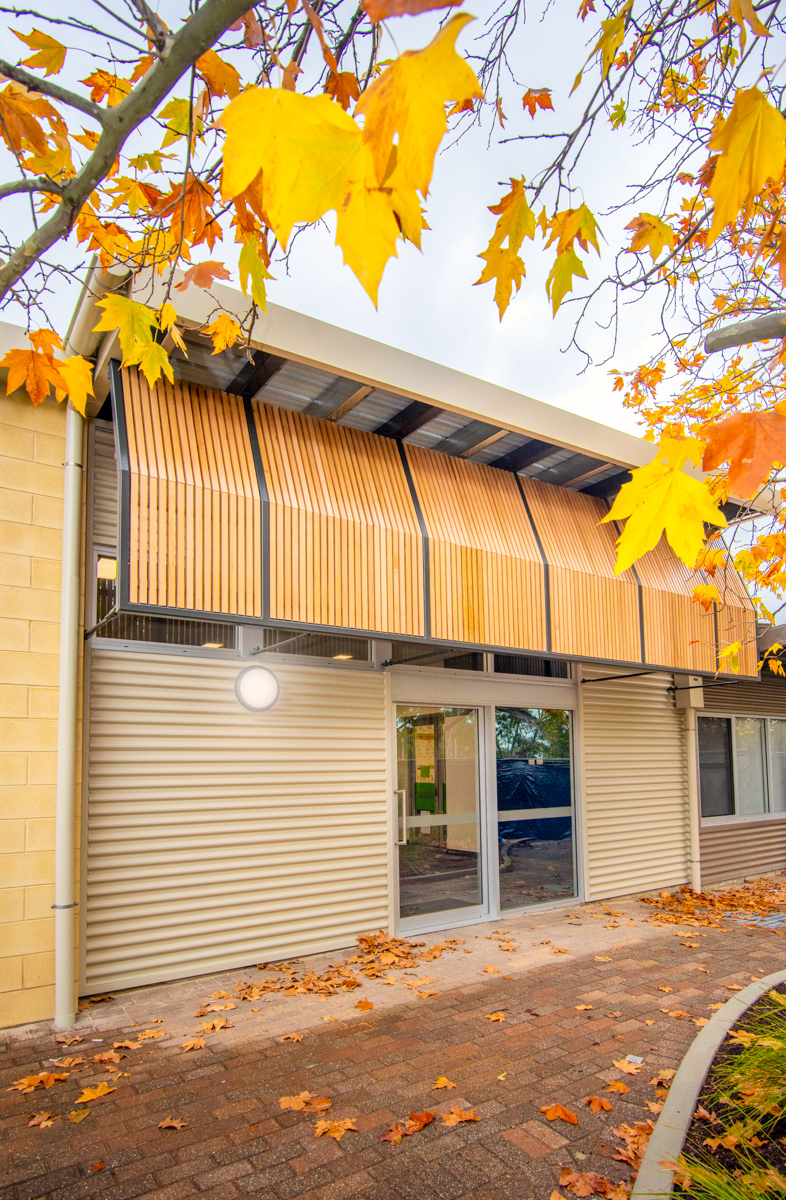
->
[0, 176, 63, 201]
[0, 0, 259, 302]
[0, 59, 106, 122]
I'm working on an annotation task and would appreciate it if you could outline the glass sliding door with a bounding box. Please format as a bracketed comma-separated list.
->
[495, 707, 575, 910]
[396, 706, 484, 924]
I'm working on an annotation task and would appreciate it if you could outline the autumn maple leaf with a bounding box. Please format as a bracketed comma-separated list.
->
[703, 408, 786, 498]
[439, 1106, 480, 1126]
[362, 0, 460, 20]
[522, 88, 553, 117]
[176, 261, 232, 292]
[432, 1076, 457, 1089]
[584, 1095, 613, 1114]
[13, 28, 66, 75]
[538, 1102, 578, 1123]
[313, 1118, 357, 1140]
[625, 212, 675, 262]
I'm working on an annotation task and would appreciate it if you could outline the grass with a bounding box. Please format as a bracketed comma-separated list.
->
[677, 989, 786, 1197]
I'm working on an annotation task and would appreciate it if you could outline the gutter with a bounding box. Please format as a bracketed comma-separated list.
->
[54, 260, 128, 1028]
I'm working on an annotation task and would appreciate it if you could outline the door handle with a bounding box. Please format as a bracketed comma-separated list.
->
[394, 788, 407, 846]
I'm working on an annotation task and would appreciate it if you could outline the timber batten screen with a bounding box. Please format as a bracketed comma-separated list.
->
[113, 367, 758, 675]
[403, 445, 547, 651]
[119, 367, 261, 616]
[253, 403, 424, 636]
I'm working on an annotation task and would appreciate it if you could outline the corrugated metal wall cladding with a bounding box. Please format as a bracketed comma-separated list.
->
[703, 676, 786, 716]
[92, 421, 118, 547]
[581, 669, 690, 898]
[86, 650, 389, 991]
[700, 820, 786, 884]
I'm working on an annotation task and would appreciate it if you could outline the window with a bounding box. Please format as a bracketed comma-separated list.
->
[250, 629, 370, 661]
[390, 642, 484, 670]
[494, 655, 569, 679]
[698, 714, 783, 819]
[94, 558, 237, 649]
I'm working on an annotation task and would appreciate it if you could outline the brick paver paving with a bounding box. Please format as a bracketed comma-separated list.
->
[1, 898, 784, 1199]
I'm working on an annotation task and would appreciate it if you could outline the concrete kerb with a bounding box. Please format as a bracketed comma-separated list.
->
[632, 967, 786, 1199]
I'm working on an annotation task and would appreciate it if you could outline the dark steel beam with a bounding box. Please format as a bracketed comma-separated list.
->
[580, 469, 630, 499]
[489, 439, 554, 473]
[374, 400, 443, 439]
[432, 420, 508, 458]
[228, 350, 286, 399]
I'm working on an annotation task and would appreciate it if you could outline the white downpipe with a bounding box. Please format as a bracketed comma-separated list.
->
[54, 402, 84, 1027]
[685, 707, 702, 893]
[53, 261, 128, 1027]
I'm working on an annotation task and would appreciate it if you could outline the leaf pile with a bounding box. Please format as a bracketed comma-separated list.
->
[642, 879, 786, 929]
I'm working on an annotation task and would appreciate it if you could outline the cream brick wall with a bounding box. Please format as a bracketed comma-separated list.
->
[0, 389, 79, 1029]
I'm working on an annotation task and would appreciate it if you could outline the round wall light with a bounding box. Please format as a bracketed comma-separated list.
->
[234, 664, 280, 711]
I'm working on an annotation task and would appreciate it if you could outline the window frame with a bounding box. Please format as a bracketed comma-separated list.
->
[698, 711, 786, 825]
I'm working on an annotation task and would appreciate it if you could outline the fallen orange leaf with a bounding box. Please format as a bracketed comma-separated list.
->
[76, 1083, 117, 1103]
[612, 1059, 641, 1075]
[439, 1106, 480, 1126]
[90, 1160, 105, 1172]
[68, 1109, 91, 1123]
[159, 1116, 188, 1130]
[181, 1038, 205, 1052]
[485, 1011, 506, 1021]
[281, 1032, 303, 1042]
[575, 1004, 593, 1011]
[355, 999, 374, 1011]
[584, 1095, 612, 1114]
[605, 1081, 630, 1094]
[313, 1118, 357, 1140]
[433, 1076, 457, 1090]
[280, 1092, 332, 1113]
[539, 1103, 578, 1124]
[28, 1111, 59, 1127]
[484, 965, 501, 974]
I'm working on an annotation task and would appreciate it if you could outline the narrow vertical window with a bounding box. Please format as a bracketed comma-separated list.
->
[698, 716, 734, 817]
[769, 720, 786, 812]
[734, 717, 767, 815]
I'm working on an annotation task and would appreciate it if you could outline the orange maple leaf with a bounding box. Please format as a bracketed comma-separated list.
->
[313, 1118, 357, 1140]
[158, 1116, 188, 1130]
[279, 1092, 332, 1113]
[522, 87, 553, 117]
[605, 1081, 630, 1094]
[703, 408, 786, 498]
[439, 1106, 480, 1126]
[325, 71, 360, 110]
[362, 0, 460, 21]
[539, 1103, 578, 1124]
[612, 1059, 642, 1075]
[585, 1095, 613, 1114]
[432, 1076, 457, 1090]
[176, 261, 232, 292]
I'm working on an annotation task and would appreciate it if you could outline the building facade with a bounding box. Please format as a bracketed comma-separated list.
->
[0, 294, 784, 1029]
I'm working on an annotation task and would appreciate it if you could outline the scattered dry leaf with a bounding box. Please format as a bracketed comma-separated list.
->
[575, 1004, 593, 1011]
[649, 1070, 676, 1086]
[8, 1073, 69, 1093]
[439, 1106, 480, 1126]
[433, 1076, 457, 1090]
[68, 1109, 90, 1123]
[90, 1160, 104, 1172]
[28, 1111, 59, 1128]
[355, 999, 374, 1011]
[76, 1082, 117, 1103]
[279, 1092, 332, 1113]
[539, 1103, 578, 1124]
[606, 1081, 630, 1094]
[585, 1095, 612, 1114]
[159, 1116, 188, 1130]
[612, 1059, 641, 1075]
[645, 1100, 664, 1114]
[313, 1118, 357, 1140]
[485, 1011, 506, 1022]
[281, 1033, 303, 1042]
[595, 956, 612, 962]
[484, 965, 501, 974]
[181, 1038, 205, 1052]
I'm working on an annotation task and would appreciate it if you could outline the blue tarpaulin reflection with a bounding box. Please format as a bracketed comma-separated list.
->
[496, 759, 572, 841]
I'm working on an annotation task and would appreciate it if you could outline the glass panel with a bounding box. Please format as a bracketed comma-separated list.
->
[391, 643, 483, 670]
[734, 717, 767, 814]
[396, 706, 482, 919]
[495, 708, 574, 910]
[96, 568, 237, 648]
[494, 655, 569, 678]
[254, 629, 370, 660]
[770, 720, 786, 812]
[698, 717, 734, 816]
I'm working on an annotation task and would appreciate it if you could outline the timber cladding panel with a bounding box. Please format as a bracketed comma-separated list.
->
[580, 668, 690, 898]
[84, 649, 388, 990]
[519, 477, 641, 663]
[634, 539, 717, 673]
[713, 561, 758, 678]
[404, 445, 547, 650]
[254, 403, 424, 636]
[122, 369, 261, 617]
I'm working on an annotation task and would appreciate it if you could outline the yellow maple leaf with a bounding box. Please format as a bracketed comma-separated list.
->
[93, 295, 157, 361]
[625, 213, 676, 262]
[707, 87, 786, 245]
[728, 0, 770, 49]
[239, 237, 273, 311]
[132, 341, 174, 388]
[333, 142, 403, 305]
[719, 641, 742, 673]
[157, 302, 187, 354]
[603, 436, 727, 574]
[219, 89, 362, 244]
[572, 0, 632, 92]
[692, 583, 720, 613]
[355, 14, 482, 198]
[546, 246, 588, 314]
[204, 313, 241, 354]
[13, 28, 66, 75]
[55, 355, 94, 417]
[475, 177, 535, 318]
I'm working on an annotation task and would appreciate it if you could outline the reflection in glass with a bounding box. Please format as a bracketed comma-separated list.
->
[396, 706, 481, 919]
[770, 720, 786, 812]
[697, 716, 734, 816]
[495, 708, 574, 910]
[734, 717, 767, 814]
